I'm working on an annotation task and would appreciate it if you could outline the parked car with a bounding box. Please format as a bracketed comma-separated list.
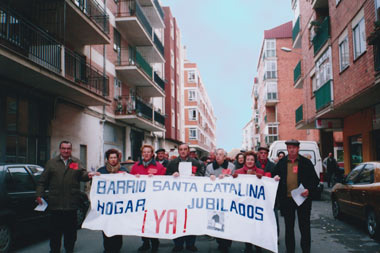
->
[268, 140, 324, 200]
[331, 162, 380, 239]
[0, 164, 89, 253]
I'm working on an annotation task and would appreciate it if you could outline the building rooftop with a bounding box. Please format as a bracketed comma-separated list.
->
[264, 21, 292, 39]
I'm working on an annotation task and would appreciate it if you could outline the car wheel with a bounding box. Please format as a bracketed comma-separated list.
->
[332, 199, 342, 219]
[0, 224, 12, 253]
[367, 210, 379, 239]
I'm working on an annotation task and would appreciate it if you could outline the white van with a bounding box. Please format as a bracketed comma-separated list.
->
[268, 140, 324, 199]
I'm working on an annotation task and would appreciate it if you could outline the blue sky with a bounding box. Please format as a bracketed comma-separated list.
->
[160, 0, 293, 151]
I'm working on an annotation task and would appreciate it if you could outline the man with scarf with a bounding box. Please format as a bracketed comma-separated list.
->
[166, 143, 204, 252]
[131, 144, 166, 252]
[205, 148, 235, 253]
[256, 146, 275, 174]
[97, 149, 128, 253]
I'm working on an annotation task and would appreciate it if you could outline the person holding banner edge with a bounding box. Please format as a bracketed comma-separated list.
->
[165, 143, 204, 252]
[131, 144, 166, 252]
[272, 139, 319, 253]
[206, 148, 235, 253]
[97, 149, 128, 253]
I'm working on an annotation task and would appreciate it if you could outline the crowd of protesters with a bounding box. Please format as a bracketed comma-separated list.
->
[36, 140, 318, 253]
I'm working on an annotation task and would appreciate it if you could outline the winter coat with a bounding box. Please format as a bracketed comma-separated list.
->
[272, 154, 320, 212]
[130, 159, 166, 175]
[36, 156, 90, 210]
[256, 159, 276, 174]
[97, 166, 128, 174]
[205, 160, 235, 177]
[166, 157, 204, 176]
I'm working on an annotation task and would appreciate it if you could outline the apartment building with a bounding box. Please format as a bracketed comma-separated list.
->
[291, 0, 380, 170]
[183, 61, 216, 157]
[162, 6, 184, 151]
[255, 21, 319, 148]
[0, 0, 166, 168]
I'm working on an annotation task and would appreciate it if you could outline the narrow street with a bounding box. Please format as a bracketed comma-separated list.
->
[14, 194, 380, 253]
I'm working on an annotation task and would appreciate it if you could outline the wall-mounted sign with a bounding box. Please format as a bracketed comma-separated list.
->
[315, 119, 342, 129]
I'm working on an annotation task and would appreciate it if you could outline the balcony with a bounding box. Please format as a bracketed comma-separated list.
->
[65, 0, 110, 45]
[115, 96, 165, 132]
[0, 6, 110, 106]
[154, 72, 165, 90]
[116, 0, 153, 46]
[139, 0, 165, 28]
[315, 80, 332, 111]
[115, 47, 164, 97]
[312, 17, 330, 55]
[153, 32, 164, 57]
[292, 16, 301, 48]
[295, 104, 303, 124]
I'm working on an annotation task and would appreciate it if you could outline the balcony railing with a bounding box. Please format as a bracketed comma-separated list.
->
[315, 80, 332, 111]
[294, 60, 301, 83]
[154, 72, 165, 90]
[154, 110, 165, 125]
[117, 0, 153, 38]
[65, 48, 109, 96]
[263, 71, 277, 80]
[0, 6, 109, 97]
[312, 17, 330, 55]
[295, 104, 303, 123]
[0, 6, 62, 73]
[153, 0, 165, 20]
[292, 16, 300, 42]
[117, 47, 153, 78]
[136, 97, 153, 120]
[153, 32, 164, 56]
[71, 0, 110, 34]
[266, 92, 277, 100]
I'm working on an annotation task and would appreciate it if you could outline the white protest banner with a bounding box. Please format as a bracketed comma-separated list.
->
[82, 174, 279, 252]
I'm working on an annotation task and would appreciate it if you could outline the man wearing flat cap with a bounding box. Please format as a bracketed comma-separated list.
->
[272, 139, 319, 253]
[155, 148, 169, 168]
[256, 146, 275, 175]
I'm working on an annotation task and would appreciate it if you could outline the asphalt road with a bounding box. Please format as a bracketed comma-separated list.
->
[12, 195, 380, 253]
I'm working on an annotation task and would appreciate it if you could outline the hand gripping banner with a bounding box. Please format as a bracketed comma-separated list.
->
[82, 174, 279, 252]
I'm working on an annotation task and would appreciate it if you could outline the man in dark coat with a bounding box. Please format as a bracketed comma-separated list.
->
[273, 139, 319, 253]
[36, 141, 97, 253]
[256, 146, 276, 174]
[325, 152, 338, 187]
[155, 148, 169, 168]
[166, 143, 203, 252]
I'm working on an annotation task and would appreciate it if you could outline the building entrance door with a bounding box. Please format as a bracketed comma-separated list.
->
[373, 130, 380, 161]
[130, 129, 144, 161]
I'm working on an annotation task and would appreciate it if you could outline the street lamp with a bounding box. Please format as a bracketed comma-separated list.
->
[280, 47, 293, 52]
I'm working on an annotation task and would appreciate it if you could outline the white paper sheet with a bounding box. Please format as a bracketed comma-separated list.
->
[178, 162, 192, 176]
[34, 198, 48, 212]
[291, 183, 307, 206]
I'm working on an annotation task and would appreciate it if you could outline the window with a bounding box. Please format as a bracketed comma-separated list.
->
[171, 50, 174, 68]
[356, 164, 375, 184]
[114, 78, 121, 99]
[350, 135, 363, 169]
[266, 83, 277, 100]
[171, 110, 175, 127]
[266, 124, 278, 144]
[376, 0, 380, 20]
[353, 18, 366, 59]
[188, 90, 196, 101]
[6, 167, 35, 192]
[171, 79, 175, 98]
[264, 61, 277, 79]
[189, 128, 197, 140]
[346, 164, 364, 183]
[339, 36, 349, 71]
[336, 0, 341, 5]
[113, 28, 121, 52]
[188, 109, 197, 121]
[313, 49, 332, 92]
[264, 39, 276, 58]
[188, 70, 196, 82]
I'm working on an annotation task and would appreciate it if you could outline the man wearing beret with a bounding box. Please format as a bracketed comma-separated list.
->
[272, 139, 319, 253]
[155, 148, 169, 168]
[256, 146, 275, 175]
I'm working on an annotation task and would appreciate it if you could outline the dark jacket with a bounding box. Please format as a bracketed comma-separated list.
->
[166, 156, 204, 176]
[97, 166, 128, 174]
[157, 159, 169, 168]
[36, 156, 90, 210]
[273, 154, 319, 211]
[256, 159, 276, 174]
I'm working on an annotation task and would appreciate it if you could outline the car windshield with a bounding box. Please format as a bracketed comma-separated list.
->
[277, 149, 316, 165]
